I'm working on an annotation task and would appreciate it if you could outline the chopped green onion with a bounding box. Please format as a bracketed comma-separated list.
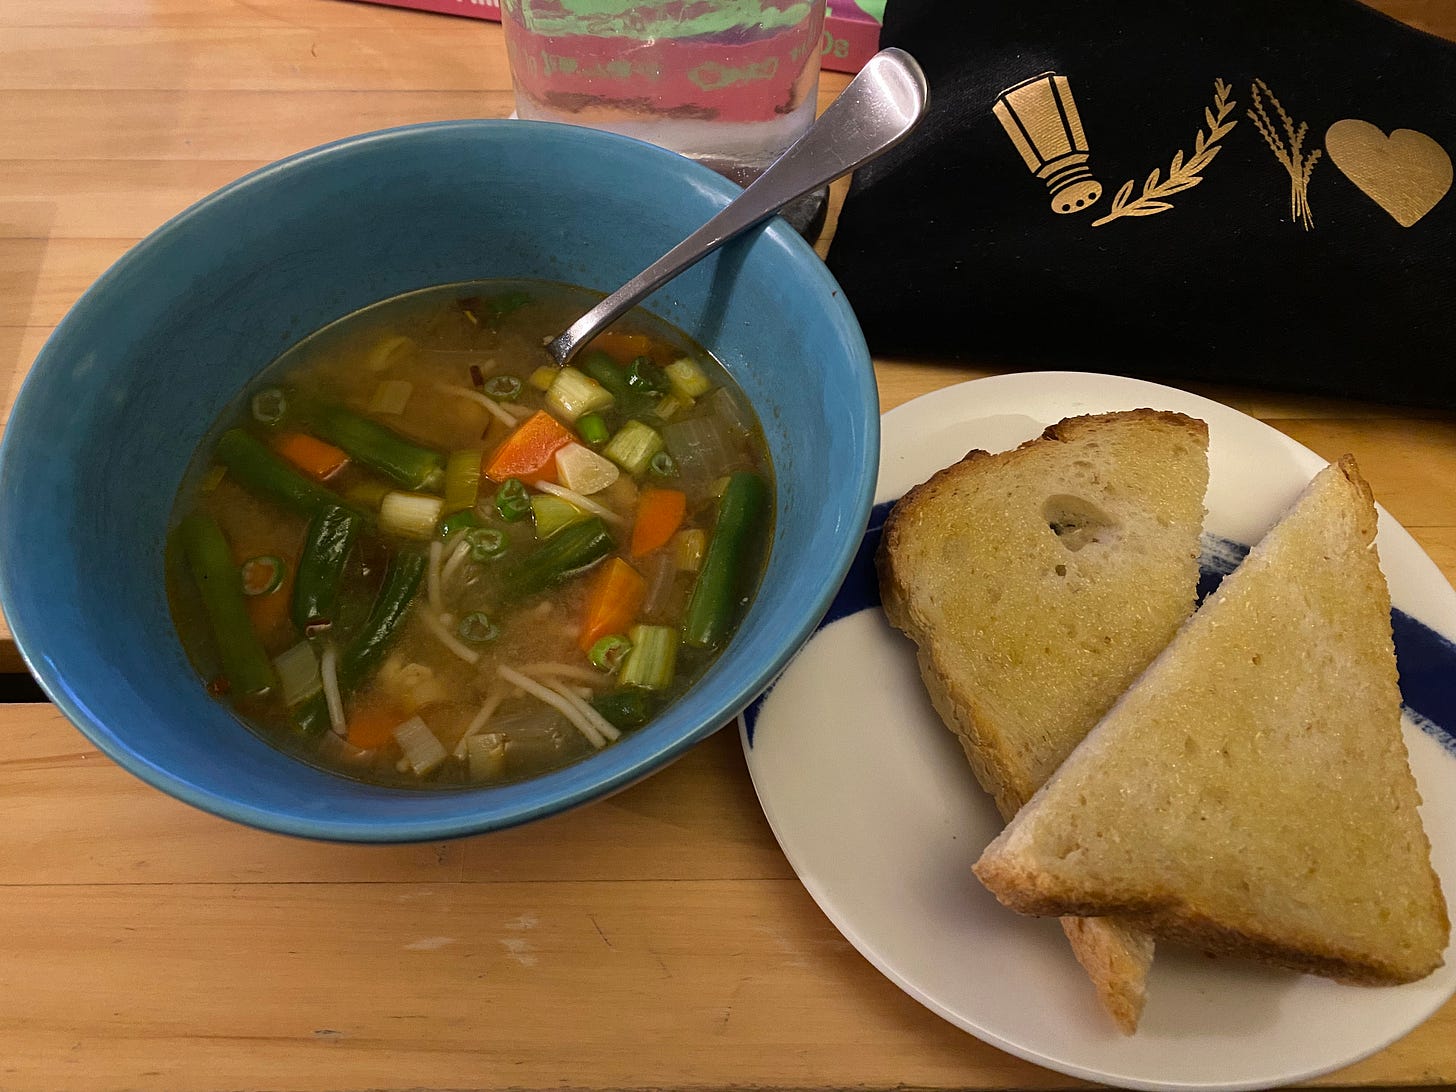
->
[671, 528, 707, 572]
[367, 379, 413, 415]
[528, 365, 558, 392]
[467, 732, 508, 780]
[250, 387, 287, 426]
[589, 633, 633, 672]
[649, 451, 678, 479]
[457, 611, 499, 644]
[272, 641, 322, 707]
[438, 509, 481, 539]
[577, 412, 609, 446]
[531, 493, 588, 539]
[665, 358, 712, 399]
[554, 442, 619, 495]
[379, 490, 443, 539]
[495, 478, 531, 522]
[483, 375, 523, 402]
[392, 715, 448, 776]
[240, 554, 285, 597]
[546, 366, 614, 423]
[603, 420, 664, 476]
[619, 624, 677, 690]
[467, 527, 508, 561]
[442, 449, 482, 514]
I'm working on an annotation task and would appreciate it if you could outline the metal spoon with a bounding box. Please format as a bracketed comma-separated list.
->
[546, 48, 929, 367]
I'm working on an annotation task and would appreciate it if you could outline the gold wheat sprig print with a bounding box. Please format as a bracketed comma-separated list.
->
[1091, 78, 1237, 228]
[1247, 78, 1321, 230]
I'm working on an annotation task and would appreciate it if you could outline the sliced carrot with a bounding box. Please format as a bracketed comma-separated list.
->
[630, 487, 687, 558]
[578, 557, 647, 653]
[272, 431, 349, 481]
[346, 697, 407, 751]
[589, 330, 654, 363]
[482, 409, 573, 485]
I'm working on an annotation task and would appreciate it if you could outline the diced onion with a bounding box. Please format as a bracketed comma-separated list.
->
[392, 716, 448, 776]
[272, 641, 321, 707]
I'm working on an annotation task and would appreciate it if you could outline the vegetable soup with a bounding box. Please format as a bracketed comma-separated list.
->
[166, 281, 773, 788]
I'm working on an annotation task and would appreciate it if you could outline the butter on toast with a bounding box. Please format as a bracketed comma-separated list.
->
[974, 457, 1450, 985]
[877, 409, 1211, 1031]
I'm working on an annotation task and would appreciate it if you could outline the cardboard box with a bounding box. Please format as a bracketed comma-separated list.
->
[346, 0, 882, 73]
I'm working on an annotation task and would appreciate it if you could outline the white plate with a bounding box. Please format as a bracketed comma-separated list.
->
[740, 371, 1456, 1092]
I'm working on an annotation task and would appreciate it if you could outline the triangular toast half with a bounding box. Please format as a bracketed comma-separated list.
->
[878, 410, 1211, 1030]
[974, 456, 1449, 985]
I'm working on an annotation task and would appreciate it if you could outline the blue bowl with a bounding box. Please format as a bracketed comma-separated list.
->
[0, 121, 877, 842]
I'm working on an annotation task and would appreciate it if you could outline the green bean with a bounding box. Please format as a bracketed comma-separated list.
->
[177, 513, 277, 698]
[581, 352, 656, 416]
[291, 505, 362, 633]
[295, 395, 445, 491]
[214, 428, 354, 517]
[500, 516, 614, 600]
[294, 550, 426, 736]
[682, 471, 770, 650]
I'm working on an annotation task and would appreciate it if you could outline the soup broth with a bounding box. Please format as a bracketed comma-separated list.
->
[167, 280, 773, 789]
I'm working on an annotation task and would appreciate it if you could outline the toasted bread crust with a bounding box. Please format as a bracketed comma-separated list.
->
[878, 409, 1210, 1031]
[974, 455, 1450, 987]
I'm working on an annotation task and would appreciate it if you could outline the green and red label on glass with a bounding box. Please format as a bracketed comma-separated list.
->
[501, 0, 825, 124]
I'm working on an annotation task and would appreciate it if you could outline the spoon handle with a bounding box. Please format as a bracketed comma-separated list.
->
[547, 48, 928, 367]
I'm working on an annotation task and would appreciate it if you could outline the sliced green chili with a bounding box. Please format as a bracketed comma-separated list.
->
[483, 375, 522, 402]
[240, 555, 285, 597]
[589, 633, 633, 672]
[457, 611, 499, 644]
[250, 387, 287, 426]
[467, 527, 508, 561]
[495, 477, 531, 522]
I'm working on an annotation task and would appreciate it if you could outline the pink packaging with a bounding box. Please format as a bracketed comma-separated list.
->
[345, 0, 882, 73]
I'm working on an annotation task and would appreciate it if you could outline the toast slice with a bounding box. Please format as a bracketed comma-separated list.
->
[877, 409, 1211, 1031]
[974, 457, 1450, 985]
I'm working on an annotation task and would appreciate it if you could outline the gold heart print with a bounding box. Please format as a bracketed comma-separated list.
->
[1325, 119, 1452, 227]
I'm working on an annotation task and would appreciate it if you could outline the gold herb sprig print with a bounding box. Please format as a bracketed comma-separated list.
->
[1092, 78, 1237, 228]
[1248, 79, 1321, 230]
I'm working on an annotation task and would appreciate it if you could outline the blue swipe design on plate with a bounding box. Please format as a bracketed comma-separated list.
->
[745, 508, 1456, 756]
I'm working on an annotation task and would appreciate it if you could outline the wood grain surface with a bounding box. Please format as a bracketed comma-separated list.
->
[2, 2, 1455, 1089]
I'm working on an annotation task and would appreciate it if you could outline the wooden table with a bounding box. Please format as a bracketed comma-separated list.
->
[2, 3, 1454, 1089]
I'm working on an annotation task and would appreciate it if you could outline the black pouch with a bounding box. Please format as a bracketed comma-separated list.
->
[825, 0, 1456, 407]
